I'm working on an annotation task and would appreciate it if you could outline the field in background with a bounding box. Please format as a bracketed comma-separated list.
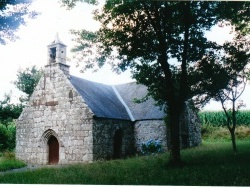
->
[199, 110, 250, 127]
[199, 110, 250, 140]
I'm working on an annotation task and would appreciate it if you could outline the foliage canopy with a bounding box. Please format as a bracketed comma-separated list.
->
[0, 0, 38, 44]
[0, 93, 23, 126]
[13, 65, 43, 100]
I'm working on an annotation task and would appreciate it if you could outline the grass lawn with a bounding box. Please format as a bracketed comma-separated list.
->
[0, 140, 250, 185]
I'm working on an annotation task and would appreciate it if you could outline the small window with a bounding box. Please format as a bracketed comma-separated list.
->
[50, 47, 56, 63]
[69, 90, 73, 101]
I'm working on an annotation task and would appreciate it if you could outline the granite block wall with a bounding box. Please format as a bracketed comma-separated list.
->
[16, 63, 94, 164]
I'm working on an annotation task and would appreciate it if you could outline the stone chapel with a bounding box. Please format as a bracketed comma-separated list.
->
[15, 35, 201, 165]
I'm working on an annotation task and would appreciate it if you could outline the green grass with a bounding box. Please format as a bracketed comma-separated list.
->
[0, 141, 250, 185]
[0, 152, 26, 172]
[0, 160, 26, 172]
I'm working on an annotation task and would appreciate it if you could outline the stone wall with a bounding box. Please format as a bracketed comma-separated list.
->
[92, 118, 135, 160]
[180, 102, 202, 148]
[134, 103, 202, 153]
[16, 63, 94, 165]
[134, 120, 168, 152]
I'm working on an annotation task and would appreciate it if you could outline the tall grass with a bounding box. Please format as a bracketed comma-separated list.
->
[199, 110, 250, 127]
[202, 125, 250, 141]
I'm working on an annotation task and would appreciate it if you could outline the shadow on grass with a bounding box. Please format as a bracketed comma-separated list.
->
[181, 141, 250, 167]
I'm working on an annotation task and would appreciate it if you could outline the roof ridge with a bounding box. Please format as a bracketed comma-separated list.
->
[70, 75, 137, 87]
[111, 85, 135, 121]
[113, 81, 137, 86]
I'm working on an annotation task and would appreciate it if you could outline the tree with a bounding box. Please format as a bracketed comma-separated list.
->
[61, 0, 97, 8]
[0, 66, 42, 126]
[193, 31, 250, 153]
[214, 36, 249, 154]
[0, 92, 22, 151]
[67, 1, 249, 166]
[218, 73, 247, 154]
[13, 65, 43, 101]
[0, 92, 23, 126]
[0, 65, 42, 128]
[0, 0, 38, 44]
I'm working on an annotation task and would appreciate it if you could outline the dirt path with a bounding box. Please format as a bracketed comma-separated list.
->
[0, 164, 43, 175]
[0, 164, 65, 175]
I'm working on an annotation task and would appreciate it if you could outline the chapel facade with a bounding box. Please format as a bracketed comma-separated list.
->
[15, 35, 201, 165]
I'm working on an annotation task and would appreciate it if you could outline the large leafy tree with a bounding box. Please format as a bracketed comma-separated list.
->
[0, 0, 38, 44]
[67, 1, 249, 165]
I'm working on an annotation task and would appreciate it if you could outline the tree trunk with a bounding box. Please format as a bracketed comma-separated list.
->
[231, 99, 237, 154]
[150, 2, 191, 167]
[220, 96, 238, 154]
[167, 1, 190, 167]
[229, 128, 237, 154]
[168, 104, 183, 166]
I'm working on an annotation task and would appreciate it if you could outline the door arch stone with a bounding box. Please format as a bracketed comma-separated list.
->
[40, 129, 60, 164]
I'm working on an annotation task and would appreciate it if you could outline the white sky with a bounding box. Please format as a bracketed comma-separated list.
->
[0, 0, 249, 111]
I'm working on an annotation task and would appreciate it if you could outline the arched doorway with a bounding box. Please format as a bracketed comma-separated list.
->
[48, 136, 59, 164]
[113, 129, 123, 159]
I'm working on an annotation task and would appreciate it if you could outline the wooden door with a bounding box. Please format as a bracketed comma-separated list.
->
[113, 130, 123, 159]
[48, 136, 59, 164]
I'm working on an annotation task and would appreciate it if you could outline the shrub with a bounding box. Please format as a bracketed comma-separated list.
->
[5, 124, 16, 150]
[141, 139, 162, 155]
[0, 123, 16, 152]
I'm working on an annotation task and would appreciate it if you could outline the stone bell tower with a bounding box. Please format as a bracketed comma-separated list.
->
[47, 33, 70, 77]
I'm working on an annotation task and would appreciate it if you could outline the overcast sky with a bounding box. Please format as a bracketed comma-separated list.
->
[0, 0, 249, 111]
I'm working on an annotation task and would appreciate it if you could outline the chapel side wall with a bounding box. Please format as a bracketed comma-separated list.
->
[92, 119, 135, 160]
[180, 102, 202, 148]
[134, 120, 167, 153]
[16, 64, 94, 165]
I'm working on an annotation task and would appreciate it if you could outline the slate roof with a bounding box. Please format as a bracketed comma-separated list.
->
[69, 75, 165, 121]
[70, 76, 130, 120]
[114, 82, 165, 120]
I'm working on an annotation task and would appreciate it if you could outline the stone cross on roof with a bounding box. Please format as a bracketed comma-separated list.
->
[49, 33, 66, 46]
